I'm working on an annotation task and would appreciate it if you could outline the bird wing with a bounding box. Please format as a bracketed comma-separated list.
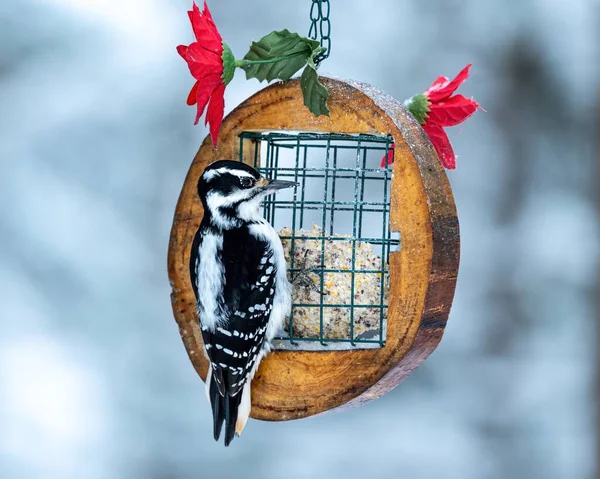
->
[199, 227, 278, 397]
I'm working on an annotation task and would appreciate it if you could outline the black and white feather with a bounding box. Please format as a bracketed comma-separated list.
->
[190, 160, 294, 446]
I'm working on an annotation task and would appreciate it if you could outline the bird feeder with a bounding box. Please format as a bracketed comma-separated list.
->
[167, 77, 459, 421]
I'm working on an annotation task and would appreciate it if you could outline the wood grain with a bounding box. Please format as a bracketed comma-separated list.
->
[167, 77, 460, 421]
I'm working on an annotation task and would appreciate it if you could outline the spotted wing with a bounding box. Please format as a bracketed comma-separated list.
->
[201, 231, 277, 397]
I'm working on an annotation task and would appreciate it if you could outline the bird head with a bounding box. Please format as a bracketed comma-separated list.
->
[197, 160, 296, 228]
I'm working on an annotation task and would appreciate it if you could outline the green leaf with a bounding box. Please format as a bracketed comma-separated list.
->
[240, 29, 321, 83]
[300, 65, 329, 117]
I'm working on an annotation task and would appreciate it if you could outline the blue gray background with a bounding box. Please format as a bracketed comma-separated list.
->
[1, 1, 598, 478]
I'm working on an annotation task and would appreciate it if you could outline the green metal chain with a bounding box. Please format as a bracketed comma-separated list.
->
[308, 0, 331, 67]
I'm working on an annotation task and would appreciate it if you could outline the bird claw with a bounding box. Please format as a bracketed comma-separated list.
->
[290, 250, 329, 296]
[292, 273, 329, 296]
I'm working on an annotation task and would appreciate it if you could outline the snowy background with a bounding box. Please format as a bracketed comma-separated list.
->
[1, 1, 598, 478]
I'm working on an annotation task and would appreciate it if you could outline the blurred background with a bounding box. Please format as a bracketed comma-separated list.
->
[1, 0, 598, 478]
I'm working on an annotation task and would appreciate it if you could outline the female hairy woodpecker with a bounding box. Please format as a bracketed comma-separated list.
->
[190, 160, 295, 446]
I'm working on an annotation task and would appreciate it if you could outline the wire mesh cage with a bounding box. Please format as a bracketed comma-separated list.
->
[238, 132, 400, 350]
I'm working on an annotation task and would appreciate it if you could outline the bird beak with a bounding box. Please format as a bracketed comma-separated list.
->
[257, 178, 298, 191]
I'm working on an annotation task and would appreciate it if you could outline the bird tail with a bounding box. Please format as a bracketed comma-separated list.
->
[235, 382, 252, 437]
[208, 368, 244, 447]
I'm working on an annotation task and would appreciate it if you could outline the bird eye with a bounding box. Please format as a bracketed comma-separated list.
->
[239, 177, 254, 188]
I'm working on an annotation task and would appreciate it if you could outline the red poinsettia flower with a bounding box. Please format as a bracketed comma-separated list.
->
[382, 63, 481, 169]
[177, 1, 235, 147]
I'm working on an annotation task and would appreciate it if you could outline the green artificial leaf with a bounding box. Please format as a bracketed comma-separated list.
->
[240, 29, 321, 82]
[300, 64, 329, 117]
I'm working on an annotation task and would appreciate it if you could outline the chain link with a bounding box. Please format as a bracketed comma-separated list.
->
[308, 0, 331, 67]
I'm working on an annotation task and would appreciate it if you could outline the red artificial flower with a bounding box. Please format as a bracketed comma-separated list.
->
[177, 1, 235, 147]
[382, 64, 481, 169]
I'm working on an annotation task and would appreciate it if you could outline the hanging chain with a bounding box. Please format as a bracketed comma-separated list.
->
[308, 0, 331, 68]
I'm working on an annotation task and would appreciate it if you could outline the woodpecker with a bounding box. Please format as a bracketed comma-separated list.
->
[190, 160, 295, 446]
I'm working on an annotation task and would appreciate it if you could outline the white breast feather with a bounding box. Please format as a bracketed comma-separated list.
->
[196, 232, 225, 331]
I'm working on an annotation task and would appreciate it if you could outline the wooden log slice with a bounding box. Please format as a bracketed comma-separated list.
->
[167, 77, 460, 421]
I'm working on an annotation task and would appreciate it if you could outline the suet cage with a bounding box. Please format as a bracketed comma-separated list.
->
[168, 77, 460, 420]
[237, 131, 399, 350]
